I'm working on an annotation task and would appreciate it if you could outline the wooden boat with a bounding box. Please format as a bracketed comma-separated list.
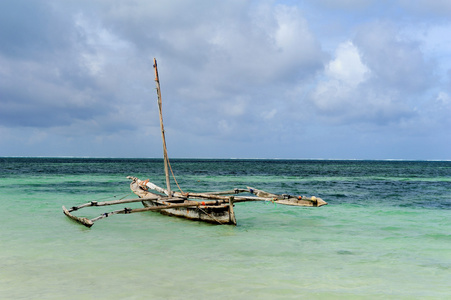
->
[127, 177, 236, 225]
[62, 58, 326, 228]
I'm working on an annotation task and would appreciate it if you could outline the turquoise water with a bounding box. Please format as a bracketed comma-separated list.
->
[0, 158, 450, 299]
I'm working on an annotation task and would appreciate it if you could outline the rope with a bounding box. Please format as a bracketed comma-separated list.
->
[166, 157, 185, 195]
[163, 147, 222, 224]
[197, 206, 223, 225]
[119, 193, 134, 200]
[88, 192, 133, 203]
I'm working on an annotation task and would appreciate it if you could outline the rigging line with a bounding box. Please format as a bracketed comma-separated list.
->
[163, 162, 224, 225]
[119, 192, 134, 200]
[164, 149, 222, 225]
[197, 206, 223, 225]
[88, 192, 133, 203]
[166, 157, 185, 195]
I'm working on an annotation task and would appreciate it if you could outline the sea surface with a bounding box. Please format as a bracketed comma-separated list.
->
[0, 158, 450, 299]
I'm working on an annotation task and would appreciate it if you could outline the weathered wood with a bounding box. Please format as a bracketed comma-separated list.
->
[128, 201, 201, 212]
[63, 178, 327, 228]
[130, 179, 235, 225]
[70, 201, 210, 227]
[186, 193, 274, 203]
[63, 206, 93, 227]
[154, 58, 172, 196]
[202, 189, 249, 195]
[133, 178, 328, 207]
[136, 178, 270, 202]
[67, 195, 161, 212]
[228, 196, 236, 225]
[93, 201, 203, 221]
[247, 186, 327, 207]
[247, 187, 279, 199]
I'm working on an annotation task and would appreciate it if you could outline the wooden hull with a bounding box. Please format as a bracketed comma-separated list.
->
[130, 179, 236, 225]
[141, 199, 233, 224]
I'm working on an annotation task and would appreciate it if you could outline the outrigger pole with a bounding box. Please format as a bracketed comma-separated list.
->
[153, 58, 172, 196]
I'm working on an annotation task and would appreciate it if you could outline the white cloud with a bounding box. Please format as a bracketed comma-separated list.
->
[309, 35, 427, 127]
[310, 41, 370, 113]
[195, 3, 325, 87]
[74, 13, 134, 76]
[325, 41, 369, 86]
[273, 6, 322, 66]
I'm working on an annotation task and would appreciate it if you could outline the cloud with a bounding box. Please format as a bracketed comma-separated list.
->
[354, 21, 435, 92]
[0, 0, 450, 159]
[399, 0, 451, 17]
[0, 2, 153, 136]
[310, 0, 376, 11]
[0, 0, 328, 156]
[325, 41, 369, 86]
[307, 19, 441, 131]
[421, 91, 451, 132]
[0, 1, 73, 59]
[115, 3, 327, 141]
[309, 41, 374, 119]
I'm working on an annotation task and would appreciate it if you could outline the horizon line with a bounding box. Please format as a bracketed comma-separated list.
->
[1, 156, 450, 162]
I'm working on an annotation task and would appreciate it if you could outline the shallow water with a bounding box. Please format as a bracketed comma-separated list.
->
[0, 158, 450, 299]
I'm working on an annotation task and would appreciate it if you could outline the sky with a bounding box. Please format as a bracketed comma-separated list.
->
[1, 0, 450, 159]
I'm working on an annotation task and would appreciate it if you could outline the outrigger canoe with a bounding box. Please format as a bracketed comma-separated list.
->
[62, 58, 327, 228]
[62, 178, 326, 227]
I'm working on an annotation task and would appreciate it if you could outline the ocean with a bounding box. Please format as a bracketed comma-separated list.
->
[0, 158, 450, 299]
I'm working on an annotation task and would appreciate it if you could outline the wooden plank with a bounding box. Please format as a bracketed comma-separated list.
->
[90, 201, 204, 223]
[67, 195, 161, 212]
[247, 186, 327, 207]
[202, 189, 249, 195]
[128, 201, 201, 212]
[66, 201, 210, 227]
[133, 178, 269, 203]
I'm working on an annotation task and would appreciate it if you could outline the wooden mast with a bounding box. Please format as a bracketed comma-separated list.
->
[153, 58, 172, 196]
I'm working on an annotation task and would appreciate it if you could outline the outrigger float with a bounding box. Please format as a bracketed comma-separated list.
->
[62, 59, 327, 228]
